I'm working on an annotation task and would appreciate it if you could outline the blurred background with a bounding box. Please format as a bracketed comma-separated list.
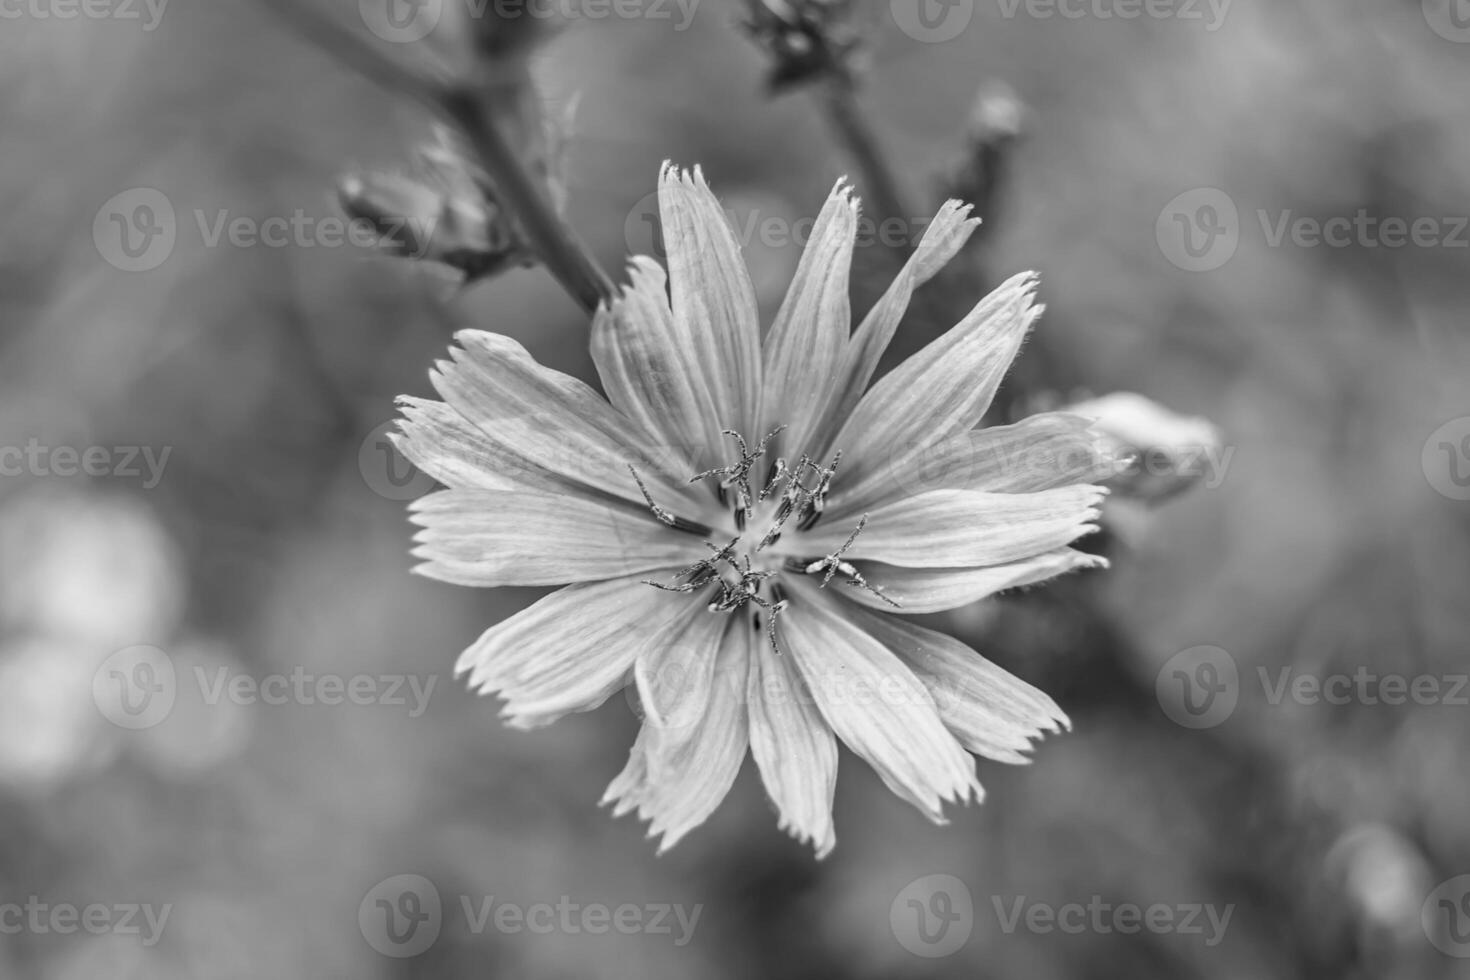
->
[2, 0, 1469, 976]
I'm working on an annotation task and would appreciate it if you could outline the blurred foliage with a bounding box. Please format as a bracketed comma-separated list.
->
[1, 0, 1469, 978]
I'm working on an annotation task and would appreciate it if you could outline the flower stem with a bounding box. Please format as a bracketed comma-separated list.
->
[442, 88, 615, 314]
[819, 77, 914, 253]
[254, 0, 615, 314]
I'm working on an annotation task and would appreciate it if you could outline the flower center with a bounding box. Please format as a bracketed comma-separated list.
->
[631, 426, 897, 654]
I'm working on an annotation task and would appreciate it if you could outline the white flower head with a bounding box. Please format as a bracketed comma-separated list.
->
[393, 163, 1108, 857]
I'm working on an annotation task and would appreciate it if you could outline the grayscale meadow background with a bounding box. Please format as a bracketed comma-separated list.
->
[3, 0, 1470, 977]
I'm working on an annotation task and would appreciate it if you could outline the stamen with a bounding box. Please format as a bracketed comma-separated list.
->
[806, 513, 868, 586]
[641, 537, 739, 594]
[689, 426, 786, 525]
[798, 514, 899, 607]
[628, 465, 712, 535]
[638, 431, 877, 659]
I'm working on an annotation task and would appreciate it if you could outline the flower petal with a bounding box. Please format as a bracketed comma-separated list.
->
[780, 578, 981, 822]
[827, 271, 1041, 490]
[454, 573, 701, 729]
[431, 329, 703, 513]
[840, 549, 1109, 614]
[392, 397, 595, 497]
[756, 180, 858, 457]
[658, 163, 763, 434]
[604, 618, 749, 852]
[409, 490, 705, 587]
[798, 486, 1104, 569]
[745, 614, 838, 857]
[631, 603, 729, 734]
[828, 412, 1110, 518]
[806, 200, 980, 461]
[842, 603, 1070, 764]
[591, 257, 727, 472]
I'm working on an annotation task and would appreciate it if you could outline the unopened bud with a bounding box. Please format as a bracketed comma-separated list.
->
[742, 0, 863, 92]
[943, 80, 1025, 228]
[1063, 391, 1225, 503]
[339, 129, 537, 281]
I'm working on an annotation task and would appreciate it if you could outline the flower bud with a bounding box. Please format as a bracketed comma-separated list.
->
[742, 0, 863, 92]
[1063, 391, 1225, 503]
[943, 80, 1025, 230]
[338, 129, 536, 281]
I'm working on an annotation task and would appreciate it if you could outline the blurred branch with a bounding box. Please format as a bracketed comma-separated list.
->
[741, 0, 915, 252]
[253, 0, 447, 111]
[252, 0, 615, 313]
[820, 77, 916, 244]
